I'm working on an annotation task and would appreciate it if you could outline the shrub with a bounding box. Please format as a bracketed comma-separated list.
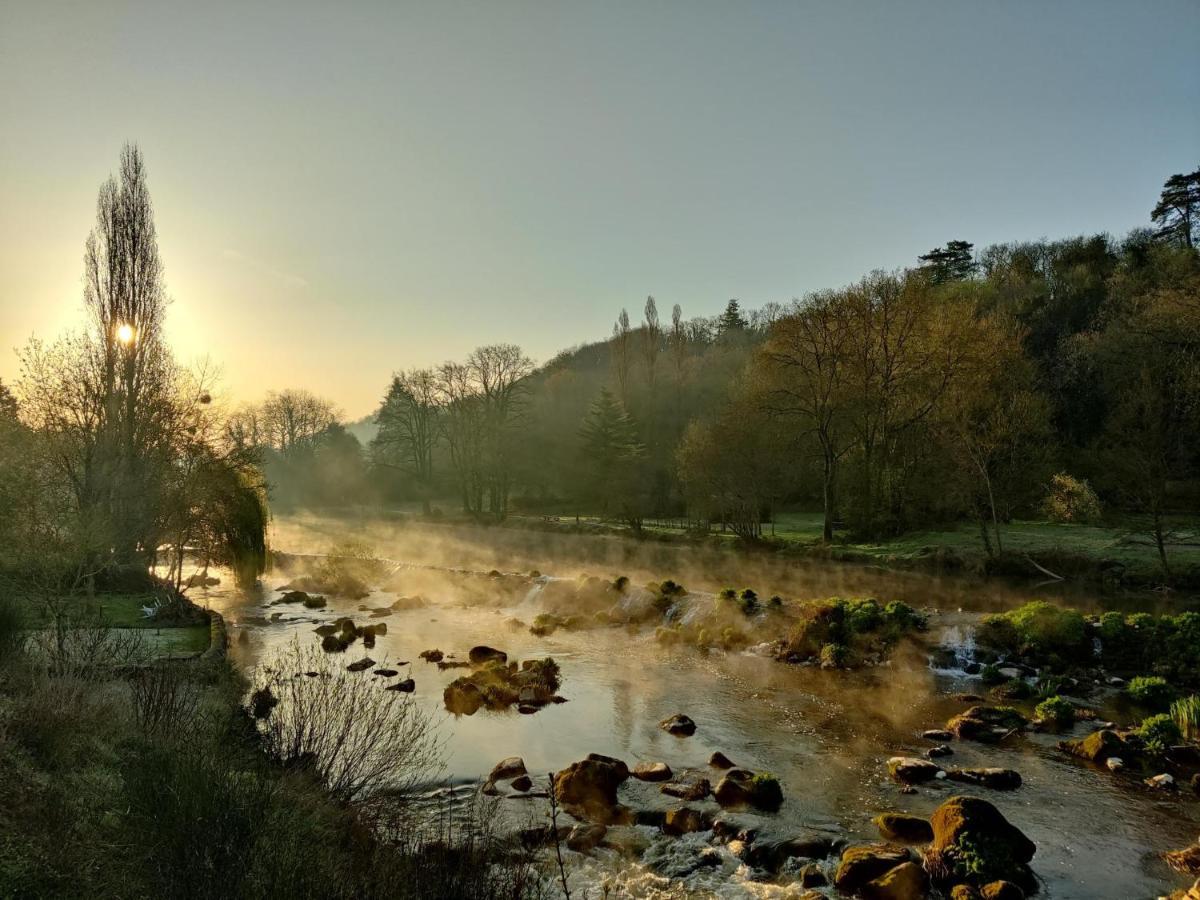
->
[843, 598, 883, 634]
[978, 601, 1087, 666]
[1041, 472, 1101, 524]
[1035, 695, 1075, 726]
[883, 600, 925, 632]
[253, 640, 441, 813]
[1126, 675, 1176, 711]
[1170, 695, 1200, 742]
[1135, 713, 1182, 754]
[738, 589, 760, 616]
[820, 642, 849, 669]
[131, 663, 201, 736]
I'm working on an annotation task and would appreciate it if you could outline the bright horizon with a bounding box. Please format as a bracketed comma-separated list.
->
[2, 1, 1197, 418]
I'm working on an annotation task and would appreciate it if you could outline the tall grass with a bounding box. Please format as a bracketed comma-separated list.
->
[1171, 694, 1200, 742]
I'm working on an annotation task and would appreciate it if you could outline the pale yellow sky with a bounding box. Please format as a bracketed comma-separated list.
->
[2, 1, 1197, 418]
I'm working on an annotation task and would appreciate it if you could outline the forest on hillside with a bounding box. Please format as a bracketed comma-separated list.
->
[129, 167, 1200, 580]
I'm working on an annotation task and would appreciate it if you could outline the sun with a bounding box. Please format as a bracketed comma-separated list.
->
[116, 323, 135, 344]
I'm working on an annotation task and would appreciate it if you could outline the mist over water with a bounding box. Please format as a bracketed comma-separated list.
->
[197, 512, 1199, 898]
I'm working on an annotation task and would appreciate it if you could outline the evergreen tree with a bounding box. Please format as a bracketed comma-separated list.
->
[719, 299, 747, 334]
[1152, 167, 1200, 249]
[918, 240, 977, 283]
[579, 388, 645, 525]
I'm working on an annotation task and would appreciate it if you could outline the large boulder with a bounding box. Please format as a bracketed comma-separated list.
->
[713, 768, 783, 811]
[1058, 729, 1131, 763]
[566, 823, 608, 853]
[553, 755, 631, 824]
[443, 680, 484, 715]
[946, 768, 1022, 791]
[862, 860, 928, 900]
[926, 796, 1036, 892]
[874, 813, 934, 843]
[488, 756, 527, 783]
[888, 757, 945, 784]
[834, 843, 912, 892]
[469, 645, 508, 665]
[946, 707, 1027, 743]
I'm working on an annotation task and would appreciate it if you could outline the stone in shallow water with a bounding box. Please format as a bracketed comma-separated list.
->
[660, 713, 697, 736]
[709, 750, 735, 768]
[887, 757, 944, 784]
[632, 761, 673, 782]
[873, 813, 933, 843]
[346, 657, 374, 672]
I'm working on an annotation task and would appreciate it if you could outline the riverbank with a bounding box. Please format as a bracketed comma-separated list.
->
[272, 505, 1200, 594]
[0, 585, 540, 899]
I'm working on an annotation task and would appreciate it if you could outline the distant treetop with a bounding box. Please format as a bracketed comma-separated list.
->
[918, 240, 977, 284]
[1152, 167, 1200, 249]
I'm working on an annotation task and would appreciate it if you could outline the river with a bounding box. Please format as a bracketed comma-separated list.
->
[194, 512, 1199, 899]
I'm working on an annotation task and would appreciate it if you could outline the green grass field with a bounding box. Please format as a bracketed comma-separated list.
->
[24, 592, 213, 657]
[516, 510, 1200, 585]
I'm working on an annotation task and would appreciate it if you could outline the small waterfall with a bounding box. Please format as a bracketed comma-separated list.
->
[930, 623, 978, 674]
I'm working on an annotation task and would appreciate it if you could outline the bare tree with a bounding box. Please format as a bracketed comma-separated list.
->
[759, 292, 855, 542]
[467, 344, 534, 516]
[259, 389, 338, 456]
[669, 303, 687, 395]
[641, 295, 661, 389]
[610, 309, 632, 404]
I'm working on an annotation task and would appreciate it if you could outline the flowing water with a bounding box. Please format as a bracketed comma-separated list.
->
[194, 512, 1199, 900]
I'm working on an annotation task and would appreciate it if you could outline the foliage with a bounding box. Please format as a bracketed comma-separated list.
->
[977, 601, 1088, 665]
[1041, 473, 1102, 524]
[1126, 675, 1176, 711]
[1035, 695, 1075, 726]
[1170, 695, 1200, 742]
[1099, 610, 1200, 684]
[1135, 713, 1182, 754]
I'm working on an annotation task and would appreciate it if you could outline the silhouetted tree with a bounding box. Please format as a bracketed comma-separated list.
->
[1152, 167, 1200, 249]
[373, 369, 441, 513]
[718, 299, 747, 335]
[918, 240, 977, 283]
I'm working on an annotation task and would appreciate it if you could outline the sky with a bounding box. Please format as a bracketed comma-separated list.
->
[1, 1, 1197, 418]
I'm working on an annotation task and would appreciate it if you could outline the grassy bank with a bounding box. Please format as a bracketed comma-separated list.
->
[0, 592, 542, 900]
[498, 510, 1200, 590]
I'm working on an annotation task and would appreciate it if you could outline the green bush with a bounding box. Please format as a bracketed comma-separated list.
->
[843, 598, 883, 634]
[820, 642, 850, 669]
[1126, 675, 1176, 711]
[978, 601, 1087, 666]
[1035, 695, 1075, 726]
[1041, 472, 1101, 524]
[1135, 713, 1182, 754]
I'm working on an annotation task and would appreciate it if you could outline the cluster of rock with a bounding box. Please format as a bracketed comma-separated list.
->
[439, 646, 566, 715]
[314, 617, 387, 652]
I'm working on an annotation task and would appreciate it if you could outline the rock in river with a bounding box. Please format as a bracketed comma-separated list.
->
[1058, 729, 1132, 763]
[469, 645, 508, 665]
[663, 806, 706, 835]
[926, 795, 1036, 893]
[553, 754, 632, 824]
[709, 750, 735, 768]
[660, 713, 697, 736]
[713, 768, 783, 811]
[874, 813, 934, 843]
[489, 756, 528, 782]
[862, 860, 928, 900]
[946, 768, 1022, 791]
[833, 843, 912, 893]
[946, 706, 1027, 743]
[632, 761, 673, 782]
[385, 677, 415, 692]
[346, 657, 375, 672]
[888, 757, 945, 785]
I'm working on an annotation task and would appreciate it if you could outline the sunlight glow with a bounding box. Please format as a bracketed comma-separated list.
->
[116, 323, 135, 344]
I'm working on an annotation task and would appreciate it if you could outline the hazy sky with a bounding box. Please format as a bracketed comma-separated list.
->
[2, 1, 1197, 417]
